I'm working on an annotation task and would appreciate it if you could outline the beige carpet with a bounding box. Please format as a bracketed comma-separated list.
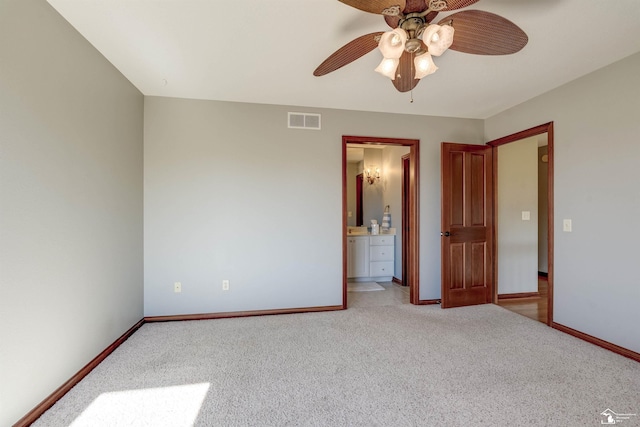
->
[32, 304, 640, 426]
[347, 281, 385, 292]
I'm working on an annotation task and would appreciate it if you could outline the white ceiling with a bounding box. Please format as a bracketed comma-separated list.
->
[346, 147, 365, 163]
[47, 0, 640, 119]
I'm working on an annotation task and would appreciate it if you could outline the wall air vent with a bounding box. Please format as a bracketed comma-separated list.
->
[288, 112, 321, 130]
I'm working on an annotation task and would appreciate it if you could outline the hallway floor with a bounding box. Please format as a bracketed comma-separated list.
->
[497, 277, 549, 323]
[348, 278, 549, 325]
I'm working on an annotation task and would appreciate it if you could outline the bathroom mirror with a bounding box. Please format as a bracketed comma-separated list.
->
[346, 145, 385, 227]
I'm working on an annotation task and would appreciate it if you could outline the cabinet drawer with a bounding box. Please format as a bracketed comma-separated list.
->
[370, 245, 394, 261]
[370, 235, 394, 246]
[370, 261, 394, 277]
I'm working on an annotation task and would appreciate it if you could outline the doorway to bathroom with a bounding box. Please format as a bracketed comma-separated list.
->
[342, 135, 420, 308]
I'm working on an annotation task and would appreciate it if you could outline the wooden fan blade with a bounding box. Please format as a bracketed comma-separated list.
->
[384, 14, 401, 29]
[425, 10, 439, 23]
[314, 32, 384, 76]
[392, 51, 420, 93]
[338, 0, 406, 15]
[440, 10, 528, 55]
[442, 0, 479, 11]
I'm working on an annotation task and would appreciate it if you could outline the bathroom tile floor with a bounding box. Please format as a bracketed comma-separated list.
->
[347, 281, 410, 308]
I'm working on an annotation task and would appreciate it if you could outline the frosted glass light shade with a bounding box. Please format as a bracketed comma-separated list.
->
[423, 24, 454, 56]
[414, 53, 438, 79]
[375, 58, 400, 80]
[378, 29, 408, 59]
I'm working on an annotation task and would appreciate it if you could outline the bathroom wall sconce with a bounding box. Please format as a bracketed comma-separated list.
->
[365, 165, 381, 184]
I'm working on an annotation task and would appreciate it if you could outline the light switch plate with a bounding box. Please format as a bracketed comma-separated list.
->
[522, 211, 531, 221]
[563, 219, 572, 232]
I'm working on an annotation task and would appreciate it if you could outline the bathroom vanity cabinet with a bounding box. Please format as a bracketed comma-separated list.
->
[347, 234, 395, 281]
[369, 235, 394, 280]
[347, 236, 369, 278]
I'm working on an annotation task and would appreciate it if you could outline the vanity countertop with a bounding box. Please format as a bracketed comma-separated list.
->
[347, 228, 396, 236]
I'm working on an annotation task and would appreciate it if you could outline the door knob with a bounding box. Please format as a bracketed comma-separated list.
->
[441, 231, 451, 237]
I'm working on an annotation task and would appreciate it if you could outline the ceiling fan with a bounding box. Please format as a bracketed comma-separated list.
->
[313, 0, 528, 93]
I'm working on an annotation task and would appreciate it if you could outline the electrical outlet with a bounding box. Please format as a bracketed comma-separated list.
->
[222, 280, 230, 291]
[174, 282, 182, 293]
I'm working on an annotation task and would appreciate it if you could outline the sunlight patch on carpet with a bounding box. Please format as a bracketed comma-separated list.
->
[70, 382, 210, 427]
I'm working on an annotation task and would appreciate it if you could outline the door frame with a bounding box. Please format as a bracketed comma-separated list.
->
[342, 135, 420, 307]
[486, 122, 554, 326]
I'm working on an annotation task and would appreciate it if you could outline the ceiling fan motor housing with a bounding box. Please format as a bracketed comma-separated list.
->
[404, 38, 423, 53]
[399, 14, 426, 36]
[398, 13, 430, 54]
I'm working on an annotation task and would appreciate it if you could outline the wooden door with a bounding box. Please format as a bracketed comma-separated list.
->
[441, 143, 494, 308]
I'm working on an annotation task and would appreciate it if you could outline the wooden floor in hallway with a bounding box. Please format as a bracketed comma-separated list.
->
[497, 276, 548, 323]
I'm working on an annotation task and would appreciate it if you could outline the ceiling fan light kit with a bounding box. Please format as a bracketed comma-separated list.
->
[378, 28, 407, 58]
[423, 24, 455, 56]
[375, 57, 401, 80]
[315, 0, 528, 93]
[414, 52, 438, 79]
[375, 22, 453, 81]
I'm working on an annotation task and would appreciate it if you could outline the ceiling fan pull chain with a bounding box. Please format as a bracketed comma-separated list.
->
[410, 53, 415, 103]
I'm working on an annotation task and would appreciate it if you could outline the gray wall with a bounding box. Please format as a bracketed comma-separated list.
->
[485, 52, 640, 353]
[0, 1, 144, 425]
[382, 145, 411, 280]
[144, 96, 483, 316]
[497, 138, 538, 294]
